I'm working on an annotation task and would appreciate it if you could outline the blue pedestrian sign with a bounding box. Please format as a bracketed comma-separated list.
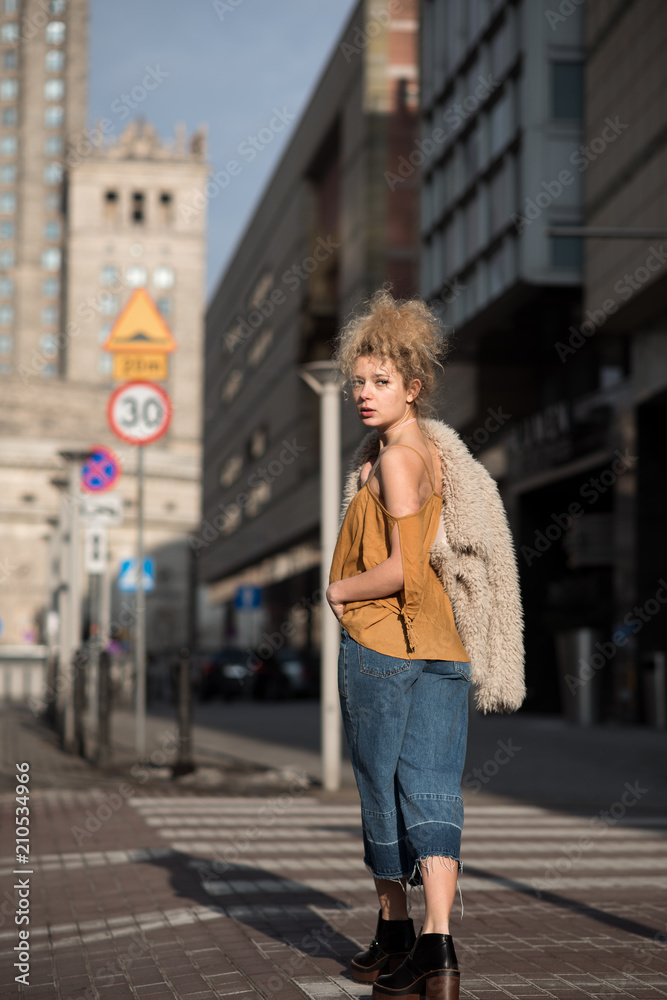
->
[118, 558, 155, 593]
[234, 585, 262, 610]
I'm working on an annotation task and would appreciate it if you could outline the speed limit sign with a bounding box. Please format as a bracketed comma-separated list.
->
[107, 381, 172, 445]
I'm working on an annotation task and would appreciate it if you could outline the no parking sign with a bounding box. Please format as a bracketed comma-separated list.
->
[80, 446, 121, 493]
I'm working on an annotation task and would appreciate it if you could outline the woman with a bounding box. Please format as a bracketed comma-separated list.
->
[326, 290, 525, 1000]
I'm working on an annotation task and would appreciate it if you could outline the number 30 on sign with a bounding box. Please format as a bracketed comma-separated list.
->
[107, 381, 172, 445]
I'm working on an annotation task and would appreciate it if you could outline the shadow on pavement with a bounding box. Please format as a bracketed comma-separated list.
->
[144, 848, 364, 981]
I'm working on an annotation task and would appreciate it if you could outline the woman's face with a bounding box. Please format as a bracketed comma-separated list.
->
[350, 354, 419, 430]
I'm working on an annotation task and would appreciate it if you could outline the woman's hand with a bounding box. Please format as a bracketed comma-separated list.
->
[326, 583, 345, 621]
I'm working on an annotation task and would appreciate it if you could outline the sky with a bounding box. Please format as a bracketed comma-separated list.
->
[88, 0, 359, 302]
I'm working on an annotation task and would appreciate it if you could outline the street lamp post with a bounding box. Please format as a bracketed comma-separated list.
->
[300, 361, 342, 792]
[57, 450, 92, 751]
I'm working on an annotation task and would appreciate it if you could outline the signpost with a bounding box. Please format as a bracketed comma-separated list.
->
[80, 446, 120, 493]
[105, 289, 176, 755]
[102, 287, 176, 381]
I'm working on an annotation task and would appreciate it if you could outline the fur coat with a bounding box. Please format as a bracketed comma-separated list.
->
[340, 417, 525, 714]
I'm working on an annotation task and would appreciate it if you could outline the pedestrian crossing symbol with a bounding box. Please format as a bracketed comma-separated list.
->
[118, 557, 155, 593]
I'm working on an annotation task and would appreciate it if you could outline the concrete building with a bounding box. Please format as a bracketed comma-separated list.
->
[200, 0, 419, 652]
[575, 0, 667, 725]
[0, 0, 208, 664]
[419, 0, 666, 724]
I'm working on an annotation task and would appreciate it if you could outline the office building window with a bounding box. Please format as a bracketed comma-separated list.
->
[0, 192, 16, 214]
[0, 304, 14, 325]
[550, 234, 582, 269]
[0, 276, 13, 296]
[1, 163, 16, 183]
[3, 0, 18, 13]
[49, 0, 66, 15]
[98, 323, 112, 344]
[44, 78, 65, 101]
[45, 136, 63, 155]
[43, 162, 63, 185]
[44, 220, 61, 241]
[0, 334, 12, 355]
[0, 135, 17, 156]
[100, 264, 119, 286]
[0, 78, 18, 100]
[0, 22, 19, 43]
[44, 105, 64, 128]
[42, 277, 59, 297]
[0, 248, 15, 268]
[248, 327, 273, 367]
[124, 264, 147, 287]
[156, 297, 172, 317]
[3, 49, 18, 69]
[2, 107, 17, 126]
[131, 191, 145, 224]
[552, 62, 583, 120]
[1, 220, 14, 239]
[45, 49, 65, 73]
[153, 265, 174, 289]
[221, 369, 243, 404]
[45, 21, 66, 44]
[42, 247, 61, 271]
[41, 305, 58, 326]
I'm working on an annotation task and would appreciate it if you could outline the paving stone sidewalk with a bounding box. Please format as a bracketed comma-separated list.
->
[1, 703, 666, 998]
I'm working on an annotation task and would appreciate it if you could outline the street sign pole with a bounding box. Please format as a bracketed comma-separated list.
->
[136, 445, 146, 755]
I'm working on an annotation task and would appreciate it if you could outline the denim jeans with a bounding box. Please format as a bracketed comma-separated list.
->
[338, 629, 471, 885]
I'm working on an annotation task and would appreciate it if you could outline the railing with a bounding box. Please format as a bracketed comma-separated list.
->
[0, 646, 48, 703]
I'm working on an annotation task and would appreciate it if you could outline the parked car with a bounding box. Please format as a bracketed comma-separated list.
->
[198, 648, 256, 701]
[198, 647, 320, 701]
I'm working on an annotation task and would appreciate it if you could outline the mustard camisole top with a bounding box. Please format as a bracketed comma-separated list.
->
[329, 444, 469, 662]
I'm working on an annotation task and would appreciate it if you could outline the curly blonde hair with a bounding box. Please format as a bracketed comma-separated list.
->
[333, 288, 448, 412]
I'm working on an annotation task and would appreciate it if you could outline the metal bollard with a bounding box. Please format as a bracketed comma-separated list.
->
[97, 650, 112, 765]
[172, 647, 195, 777]
[73, 648, 87, 758]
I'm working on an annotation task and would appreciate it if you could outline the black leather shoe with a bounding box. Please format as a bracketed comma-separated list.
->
[350, 909, 416, 984]
[372, 932, 459, 1000]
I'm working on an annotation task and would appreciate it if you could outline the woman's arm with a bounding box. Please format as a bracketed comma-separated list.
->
[327, 447, 425, 617]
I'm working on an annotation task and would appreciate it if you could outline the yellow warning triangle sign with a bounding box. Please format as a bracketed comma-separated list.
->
[103, 288, 177, 354]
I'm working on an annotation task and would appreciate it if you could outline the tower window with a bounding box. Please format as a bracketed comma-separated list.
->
[45, 21, 66, 45]
[158, 191, 173, 224]
[131, 191, 145, 224]
[104, 189, 119, 223]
